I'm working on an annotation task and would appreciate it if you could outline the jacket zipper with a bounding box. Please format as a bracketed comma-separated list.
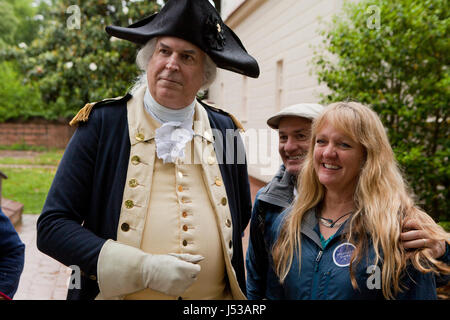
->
[311, 250, 323, 299]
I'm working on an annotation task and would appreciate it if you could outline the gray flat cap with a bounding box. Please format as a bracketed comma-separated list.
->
[267, 103, 324, 129]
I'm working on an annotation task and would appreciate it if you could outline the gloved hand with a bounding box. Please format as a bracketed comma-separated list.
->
[97, 240, 204, 299]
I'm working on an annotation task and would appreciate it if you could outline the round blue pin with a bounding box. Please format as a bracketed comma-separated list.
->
[332, 242, 356, 267]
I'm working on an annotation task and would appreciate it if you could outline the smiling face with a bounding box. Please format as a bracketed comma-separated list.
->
[313, 122, 366, 194]
[278, 116, 313, 175]
[147, 36, 205, 109]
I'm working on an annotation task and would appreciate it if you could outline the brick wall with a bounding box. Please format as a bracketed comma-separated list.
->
[249, 175, 266, 203]
[0, 122, 75, 149]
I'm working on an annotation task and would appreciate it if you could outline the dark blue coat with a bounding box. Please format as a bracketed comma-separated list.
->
[246, 188, 285, 300]
[246, 164, 295, 300]
[36, 95, 251, 300]
[0, 208, 25, 299]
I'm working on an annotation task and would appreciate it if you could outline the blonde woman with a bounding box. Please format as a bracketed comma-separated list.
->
[270, 102, 449, 299]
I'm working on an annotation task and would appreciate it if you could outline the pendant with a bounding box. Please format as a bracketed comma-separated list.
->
[318, 211, 353, 228]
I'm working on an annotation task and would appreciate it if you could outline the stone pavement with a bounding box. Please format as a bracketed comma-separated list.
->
[14, 214, 71, 300]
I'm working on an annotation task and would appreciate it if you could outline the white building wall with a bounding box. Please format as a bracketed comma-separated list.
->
[208, 0, 346, 182]
[221, 0, 246, 20]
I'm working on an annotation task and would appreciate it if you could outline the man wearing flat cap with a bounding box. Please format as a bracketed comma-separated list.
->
[244, 104, 323, 299]
[37, 0, 259, 300]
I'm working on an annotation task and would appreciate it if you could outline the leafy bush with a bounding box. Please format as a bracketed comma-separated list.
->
[312, 0, 449, 221]
[0, 61, 44, 121]
[2, 0, 160, 121]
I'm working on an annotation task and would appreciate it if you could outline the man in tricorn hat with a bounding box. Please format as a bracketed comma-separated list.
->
[37, 0, 259, 300]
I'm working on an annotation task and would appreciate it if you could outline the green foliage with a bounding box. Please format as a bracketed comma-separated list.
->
[0, 149, 63, 165]
[0, 0, 50, 121]
[0, 0, 39, 47]
[0, 61, 44, 121]
[4, 0, 160, 120]
[0, 142, 47, 152]
[0, 1, 18, 47]
[312, 0, 449, 220]
[0, 149, 63, 213]
[438, 221, 450, 232]
[1, 167, 57, 214]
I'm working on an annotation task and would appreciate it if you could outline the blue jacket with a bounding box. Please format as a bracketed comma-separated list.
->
[246, 164, 449, 300]
[0, 208, 25, 299]
[246, 165, 294, 299]
[265, 207, 439, 300]
[36, 94, 251, 300]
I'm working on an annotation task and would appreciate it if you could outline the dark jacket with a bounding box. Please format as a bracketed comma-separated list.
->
[246, 165, 295, 299]
[266, 207, 439, 300]
[0, 208, 25, 299]
[36, 95, 251, 300]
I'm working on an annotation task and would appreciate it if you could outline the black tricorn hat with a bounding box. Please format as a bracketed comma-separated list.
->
[105, 0, 259, 78]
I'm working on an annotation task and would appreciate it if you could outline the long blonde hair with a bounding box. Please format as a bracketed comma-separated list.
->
[272, 101, 450, 299]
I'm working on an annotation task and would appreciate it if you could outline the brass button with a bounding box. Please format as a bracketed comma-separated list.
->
[182, 240, 188, 246]
[121, 223, 130, 232]
[125, 200, 134, 209]
[215, 177, 223, 187]
[135, 132, 145, 142]
[182, 225, 188, 232]
[221, 197, 227, 206]
[89, 275, 97, 281]
[229, 240, 233, 249]
[177, 171, 183, 179]
[178, 185, 183, 192]
[225, 218, 232, 228]
[131, 155, 141, 165]
[129, 179, 138, 188]
[182, 211, 188, 218]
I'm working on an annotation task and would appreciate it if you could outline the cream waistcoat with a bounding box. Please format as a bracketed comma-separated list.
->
[116, 86, 245, 299]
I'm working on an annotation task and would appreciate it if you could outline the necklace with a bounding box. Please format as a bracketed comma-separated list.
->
[319, 211, 353, 228]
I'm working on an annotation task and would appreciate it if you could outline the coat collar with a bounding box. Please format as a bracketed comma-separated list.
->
[128, 85, 214, 147]
[258, 165, 296, 208]
[301, 207, 351, 250]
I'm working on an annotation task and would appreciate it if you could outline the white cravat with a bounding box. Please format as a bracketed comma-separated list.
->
[143, 88, 195, 163]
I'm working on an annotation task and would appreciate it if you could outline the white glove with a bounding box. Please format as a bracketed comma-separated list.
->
[97, 240, 203, 299]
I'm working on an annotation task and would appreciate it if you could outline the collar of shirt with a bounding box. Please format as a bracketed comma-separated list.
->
[143, 87, 195, 123]
[143, 87, 196, 163]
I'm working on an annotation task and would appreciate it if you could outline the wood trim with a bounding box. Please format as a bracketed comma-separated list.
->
[225, 0, 267, 28]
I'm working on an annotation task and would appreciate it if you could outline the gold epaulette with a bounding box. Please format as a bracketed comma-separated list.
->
[200, 100, 245, 132]
[69, 102, 96, 126]
[69, 96, 128, 126]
